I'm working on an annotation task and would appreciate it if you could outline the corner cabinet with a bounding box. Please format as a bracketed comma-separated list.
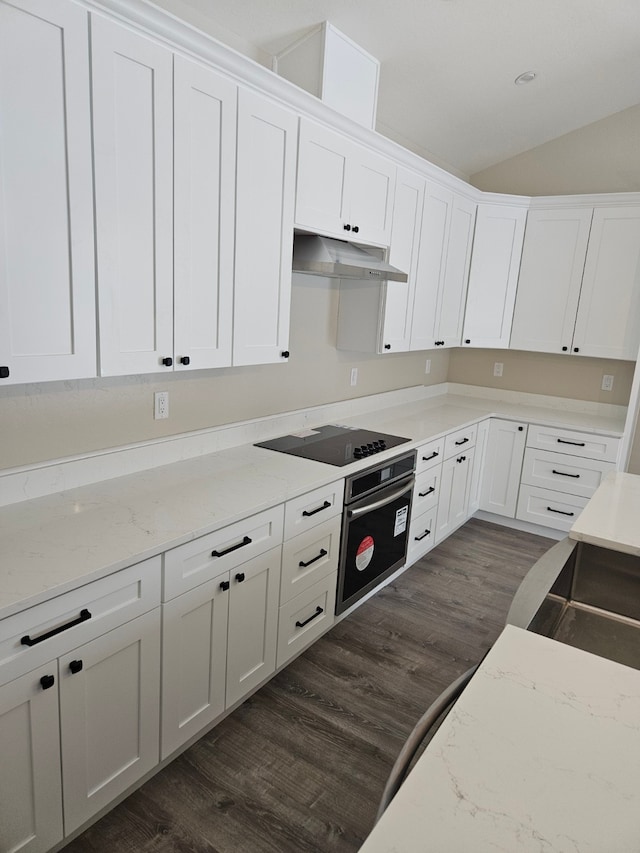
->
[295, 118, 396, 246]
[511, 205, 640, 360]
[232, 89, 297, 366]
[461, 203, 526, 349]
[0, 0, 96, 386]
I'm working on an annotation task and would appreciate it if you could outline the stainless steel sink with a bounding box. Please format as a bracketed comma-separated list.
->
[507, 538, 640, 670]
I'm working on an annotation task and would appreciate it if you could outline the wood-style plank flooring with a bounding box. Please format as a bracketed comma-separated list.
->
[64, 519, 554, 853]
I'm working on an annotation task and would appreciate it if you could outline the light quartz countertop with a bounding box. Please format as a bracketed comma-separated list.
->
[0, 391, 626, 620]
[360, 624, 640, 853]
[570, 470, 640, 556]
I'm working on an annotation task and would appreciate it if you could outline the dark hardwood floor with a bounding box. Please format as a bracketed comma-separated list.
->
[64, 518, 554, 853]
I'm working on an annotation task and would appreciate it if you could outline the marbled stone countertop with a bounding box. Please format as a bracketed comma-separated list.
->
[360, 624, 640, 853]
[570, 470, 640, 555]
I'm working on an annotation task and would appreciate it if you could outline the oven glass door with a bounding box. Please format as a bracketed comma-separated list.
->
[338, 478, 413, 613]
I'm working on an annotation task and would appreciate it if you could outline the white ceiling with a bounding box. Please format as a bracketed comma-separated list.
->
[153, 0, 640, 177]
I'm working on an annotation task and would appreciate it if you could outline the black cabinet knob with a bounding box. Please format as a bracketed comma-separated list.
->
[180, 356, 190, 365]
[162, 356, 173, 367]
[40, 674, 55, 690]
[235, 572, 245, 583]
[384, 344, 391, 350]
[352, 225, 359, 234]
[69, 659, 83, 674]
[343, 223, 351, 231]
[573, 347, 580, 353]
[562, 346, 568, 352]
[518, 426, 524, 431]
[0, 366, 9, 379]
[219, 580, 230, 591]
[281, 350, 290, 359]
[465, 339, 471, 344]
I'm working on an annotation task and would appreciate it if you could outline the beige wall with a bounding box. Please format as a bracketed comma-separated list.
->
[470, 104, 640, 196]
[0, 278, 448, 471]
[449, 349, 634, 407]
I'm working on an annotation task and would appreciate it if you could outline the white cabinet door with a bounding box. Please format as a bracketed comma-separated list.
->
[510, 208, 592, 354]
[92, 16, 173, 376]
[161, 573, 229, 759]
[347, 144, 396, 246]
[573, 206, 640, 360]
[173, 56, 236, 371]
[225, 547, 281, 707]
[410, 183, 451, 351]
[438, 195, 476, 347]
[295, 119, 350, 238]
[462, 203, 526, 349]
[479, 419, 527, 517]
[0, 0, 96, 385]
[0, 662, 63, 853]
[233, 89, 297, 366]
[468, 419, 490, 514]
[59, 609, 160, 835]
[435, 449, 474, 543]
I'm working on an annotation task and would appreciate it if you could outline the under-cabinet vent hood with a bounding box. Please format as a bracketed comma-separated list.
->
[292, 234, 408, 282]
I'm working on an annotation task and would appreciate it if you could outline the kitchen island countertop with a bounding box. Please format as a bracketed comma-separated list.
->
[360, 624, 640, 853]
[570, 470, 640, 556]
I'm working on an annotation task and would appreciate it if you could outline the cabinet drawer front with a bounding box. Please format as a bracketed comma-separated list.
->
[406, 508, 437, 566]
[281, 517, 341, 604]
[0, 557, 161, 688]
[277, 572, 336, 668]
[284, 480, 343, 540]
[444, 424, 477, 459]
[413, 466, 441, 515]
[526, 424, 620, 463]
[521, 448, 614, 499]
[163, 505, 284, 601]
[415, 437, 445, 474]
[516, 485, 588, 532]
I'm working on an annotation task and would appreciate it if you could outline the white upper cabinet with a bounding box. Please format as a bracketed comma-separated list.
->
[573, 207, 640, 360]
[0, 0, 96, 385]
[295, 119, 395, 246]
[410, 185, 476, 350]
[462, 203, 526, 349]
[92, 15, 174, 377]
[510, 208, 593, 354]
[233, 88, 297, 366]
[173, 55, 236, 371]
[511, 204, 640, 360]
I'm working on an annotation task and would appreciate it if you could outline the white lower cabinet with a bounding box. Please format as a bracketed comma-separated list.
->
[468, 419, 490, 514]
[277, 573, 336, 668]
[435, 448, 476, 543]
[406, 505, 438, 565]
[0, 558, 161, 850]
[479, 419, 527, 517]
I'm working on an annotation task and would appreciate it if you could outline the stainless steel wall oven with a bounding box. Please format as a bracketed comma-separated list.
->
[336, 450, 416, 614]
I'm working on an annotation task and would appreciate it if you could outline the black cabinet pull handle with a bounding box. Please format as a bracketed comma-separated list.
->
[69, 659, 83, 674]
[0, 366, 9, 379]
[418, 487, 436, 497]
[299, 548, 328, 568]
[546, 506, 575, 517]
[40, 674, 55, 690]
[415, 529, 431, 541]
[557, 438, 585, 447]
[422, 451, 439, 461]
[384, 344, 391, 350]
[552, 469, 580, 479]
[281, 350, 290, 358]
[302, 500, 331, 517]
[219, 580, 230, 591]
[235, 572, 245, 583]
[21, 609, 92, 647]
[211, 536, 252, 558]
[343, 223, 351, 231]
[454, 437, 469, 446]
[456, 455, 466, 463]
[295, 606, 323, 628]
[180, 356, 190, 365]
[162, 356, 173, 367]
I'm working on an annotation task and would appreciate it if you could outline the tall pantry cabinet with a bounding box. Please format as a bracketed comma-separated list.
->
[0, 0, 96, 385]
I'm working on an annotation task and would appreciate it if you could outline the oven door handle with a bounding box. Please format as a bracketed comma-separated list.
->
[347, 480, 414, 519]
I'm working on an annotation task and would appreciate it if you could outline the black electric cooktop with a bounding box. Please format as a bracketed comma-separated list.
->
[255, 424, 410, 466]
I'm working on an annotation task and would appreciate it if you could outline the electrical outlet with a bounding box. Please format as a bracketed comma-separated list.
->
[350, 367, 358, 387]
[425, 358, 431, 374]
[154, 391, 169, 419]
[493, 362, 504, 378]
[601, 374, 614, 392]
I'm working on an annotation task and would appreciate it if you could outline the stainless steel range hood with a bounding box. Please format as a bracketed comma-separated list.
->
[292, 234, 408, 282]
